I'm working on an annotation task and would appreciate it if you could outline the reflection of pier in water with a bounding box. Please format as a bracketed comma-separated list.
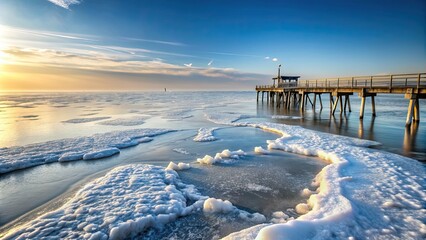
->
[256, 103, 424, 161]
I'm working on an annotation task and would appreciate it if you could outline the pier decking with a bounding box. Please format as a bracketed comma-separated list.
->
[256, 73, 426, 126]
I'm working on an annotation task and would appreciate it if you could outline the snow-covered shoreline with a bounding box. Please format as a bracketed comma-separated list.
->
[1, 109, 425, 239]
[224, 122, 426, 239]
[2, 163, 266, 239]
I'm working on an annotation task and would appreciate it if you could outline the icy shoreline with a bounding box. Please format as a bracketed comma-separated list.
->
[2, 163, 266, 239]
[223, 122, 426, 239]
[0, 129, 173, 174]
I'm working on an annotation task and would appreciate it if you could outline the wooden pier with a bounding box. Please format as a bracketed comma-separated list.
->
[256, 73, 426, 126]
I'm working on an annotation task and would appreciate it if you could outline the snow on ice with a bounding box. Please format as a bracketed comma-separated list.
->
[62, 117, 111, 123]
[193, 127, 219, 142]
[4, 164, 266, 239]
[98, 116, 149, 126]
[166, 162, 191, 171]
[254, 146, 269, 154]
[2, 164, 205, 240]
[221, 121, 426, 240]
[0, 129, 172, 174]
[197, 149, 246, 165]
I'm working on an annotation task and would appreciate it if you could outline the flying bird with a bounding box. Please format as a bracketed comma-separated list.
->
[208, 60, 213, 66]
[184, 63, 192, 67]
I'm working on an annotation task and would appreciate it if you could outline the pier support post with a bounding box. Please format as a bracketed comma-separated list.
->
[301, 92, 306, 111]
[319, 94, 323, 110]
[414, 98, 420, 122]
[347, 95, 351, 112]
[313, 94, 317, 110]
[257, 91, 259, 102]
[360, 97, 366, 119]
[339, 96, 344, 115]
[406, 99, 415, 126]
[332, 95, 340, 115]
[329, 93, 334, 111]
[262, 92, 264, 102]
[371, 96, 376, 117]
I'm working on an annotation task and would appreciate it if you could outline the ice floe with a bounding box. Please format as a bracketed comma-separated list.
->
[193, 127, 219, 142]
[196, 149, 246, 165]
[0, 129, 172, 174]
[83, 147, 120, 160]
[62, 117, 111, 123]
[98, 116, 149, 126]
[204, 112, 254, 125]
[222, 122, 426, 239]
[2, 164, 204, 240]
[3, 164, 267, 239]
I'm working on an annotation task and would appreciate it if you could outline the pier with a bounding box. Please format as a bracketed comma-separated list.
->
[256, 72, 426, 126]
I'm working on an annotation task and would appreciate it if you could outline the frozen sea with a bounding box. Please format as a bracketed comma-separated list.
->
[0, 91, 424, 239]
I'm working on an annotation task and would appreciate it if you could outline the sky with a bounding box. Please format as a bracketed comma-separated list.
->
[0, 0, 425, 91]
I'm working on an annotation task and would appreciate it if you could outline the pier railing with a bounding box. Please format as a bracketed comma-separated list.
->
[299, 73, 426, 89]
[256, 73, 426, 90]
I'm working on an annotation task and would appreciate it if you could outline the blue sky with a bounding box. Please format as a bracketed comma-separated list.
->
[0, 0, 425, 90]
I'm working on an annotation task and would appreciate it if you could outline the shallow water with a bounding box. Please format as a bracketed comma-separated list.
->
[0, 91, 424, 238]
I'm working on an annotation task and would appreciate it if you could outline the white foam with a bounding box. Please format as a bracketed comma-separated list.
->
[196, 149, 246, 165]
[254, 146, 269, 154]
[0, 129, 172, 174]
[166, 162, 191, 171]
[2, 164, 204, 240]
[203, 198, 234, 213]
[203, 197, 266, 223]
[193, 127, 218, 142]
[222, 122, 426, 239]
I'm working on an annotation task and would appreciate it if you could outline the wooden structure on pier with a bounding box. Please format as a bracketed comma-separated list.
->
[256, 73, 426, 126]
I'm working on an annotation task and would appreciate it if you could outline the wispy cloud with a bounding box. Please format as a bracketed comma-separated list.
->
[207, 51, 263, 58]
[123, 37, 186, 47]
[47, 0, 81, 9]
[2, 25, 95, 42]
[2, 46, 264, 81]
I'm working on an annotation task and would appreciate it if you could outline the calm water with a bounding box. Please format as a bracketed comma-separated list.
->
[0, 91, 424, 237]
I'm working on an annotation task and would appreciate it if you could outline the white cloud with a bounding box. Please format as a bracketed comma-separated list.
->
[47, 0, 81, 9]
[272, 58, 278, 62]
[2, 46, 266, 81]
[264, 56, 270, 60]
